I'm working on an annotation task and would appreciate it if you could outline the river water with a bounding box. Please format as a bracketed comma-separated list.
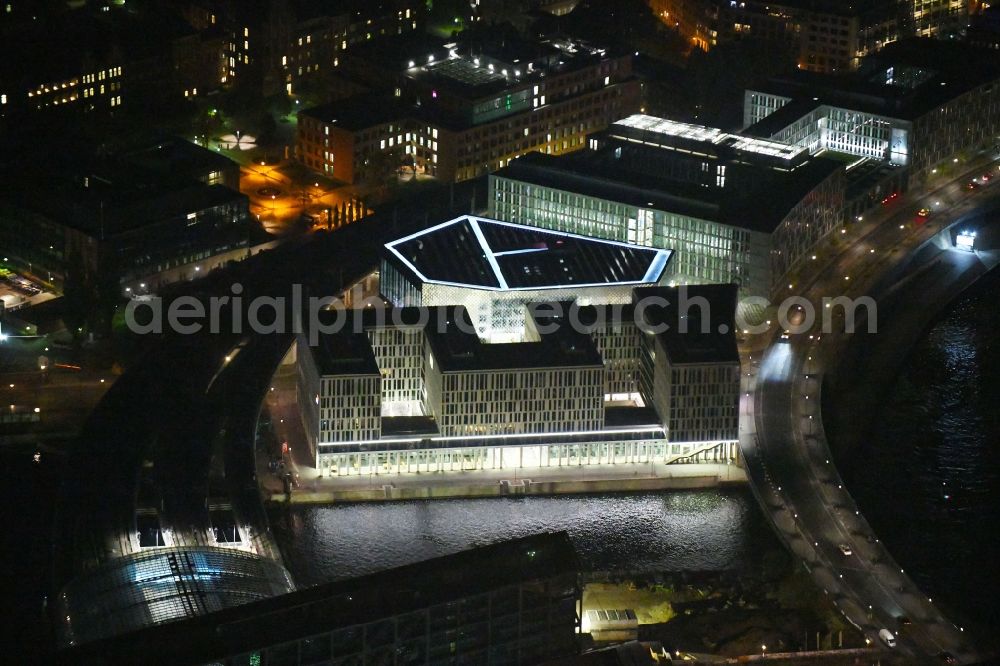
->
[841, 269, 1000, 639]
[270, 488, 775, 587]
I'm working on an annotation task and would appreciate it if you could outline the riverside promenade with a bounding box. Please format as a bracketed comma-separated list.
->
[265, 459, 747, 504]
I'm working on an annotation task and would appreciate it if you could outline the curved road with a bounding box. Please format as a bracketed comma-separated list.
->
[741, 159, 1000, 664]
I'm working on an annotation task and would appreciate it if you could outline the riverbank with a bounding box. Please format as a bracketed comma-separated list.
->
[820, 212, 1000, 646]
[824, 213, 1000, 460]
[265, 462, 746, 504]
[579, 555, 865, 657]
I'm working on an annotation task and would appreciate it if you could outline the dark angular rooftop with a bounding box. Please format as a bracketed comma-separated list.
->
[304, 326, 381, 377]
[527, 285, 740, 366]
[424, 306, 605, 372]
[384, 215, 671, 291]
[635, 285, 740, 365]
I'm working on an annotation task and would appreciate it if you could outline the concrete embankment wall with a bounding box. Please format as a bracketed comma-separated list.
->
[268, 471, 747, 505]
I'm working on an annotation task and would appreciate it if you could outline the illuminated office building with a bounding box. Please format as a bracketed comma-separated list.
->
[379, 216, 673, 342]
[911, 0, 967, 38]
[296, 219, 741, 475]
[743, 39, 1000, 181]
[489, 114, 846, 296]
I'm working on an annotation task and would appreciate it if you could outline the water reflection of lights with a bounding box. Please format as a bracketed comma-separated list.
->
[276, 491, 765, 585]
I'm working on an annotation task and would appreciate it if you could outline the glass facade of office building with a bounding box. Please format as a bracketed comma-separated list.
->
[489, 176, 771, 297]
[665, 364, 742, 443]
[380, 257, 642, 343]
[425, 366, 606, 437]
[744, 91, 911, 166]
[367, 327, 425, 406]
[318, 437, 740, 477]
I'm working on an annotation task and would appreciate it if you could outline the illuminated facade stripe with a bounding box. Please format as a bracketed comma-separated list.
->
[468, 216, 509, 289]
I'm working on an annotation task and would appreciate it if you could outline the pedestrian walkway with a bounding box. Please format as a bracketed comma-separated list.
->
[268, 460, 746, 504]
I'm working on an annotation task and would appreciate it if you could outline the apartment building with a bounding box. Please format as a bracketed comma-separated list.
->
[183, 0, 424, 95]
[650, 0, 903, 71]
[296, 34, 640, 183]
[650, 0, 966, 72]
[0, 3, 221, 121]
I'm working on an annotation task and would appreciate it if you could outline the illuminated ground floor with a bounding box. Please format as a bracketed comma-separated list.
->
[318, 438, 740, 477]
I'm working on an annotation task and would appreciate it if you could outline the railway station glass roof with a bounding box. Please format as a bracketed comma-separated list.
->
[56, 546, 295, 646]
